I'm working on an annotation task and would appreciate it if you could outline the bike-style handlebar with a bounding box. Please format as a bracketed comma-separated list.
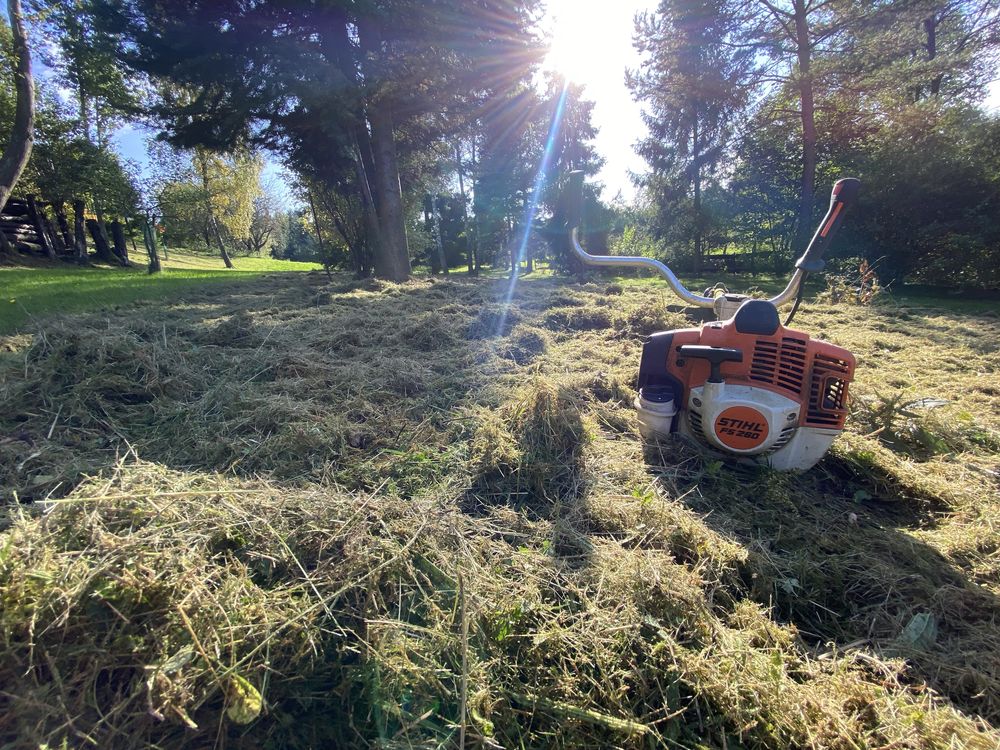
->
[565, 171, 860, 310]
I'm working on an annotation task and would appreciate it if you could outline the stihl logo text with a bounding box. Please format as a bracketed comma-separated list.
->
[717, 418, 766, 439]
[713, 406, 770, 450]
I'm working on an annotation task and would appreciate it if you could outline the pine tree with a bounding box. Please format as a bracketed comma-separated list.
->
[629, 0, 754, 269]
[91, 0, 544, 281]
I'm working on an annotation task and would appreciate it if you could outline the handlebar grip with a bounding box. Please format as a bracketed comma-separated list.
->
[565, 170, 585, 230]
[795, 177, 861, 272]
[678, 345, 743, 383]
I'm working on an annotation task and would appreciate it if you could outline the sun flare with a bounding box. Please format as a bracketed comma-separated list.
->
[545, 28, 594, 84]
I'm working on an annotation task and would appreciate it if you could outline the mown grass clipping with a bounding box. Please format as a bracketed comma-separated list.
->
[1, 271, 999, 749]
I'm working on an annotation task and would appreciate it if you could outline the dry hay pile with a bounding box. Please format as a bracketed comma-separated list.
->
[0, 272, 999, 749]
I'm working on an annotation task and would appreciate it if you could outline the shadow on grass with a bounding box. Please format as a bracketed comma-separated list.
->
[2, 269, 998, 729]
[640, 428, 1000, 724]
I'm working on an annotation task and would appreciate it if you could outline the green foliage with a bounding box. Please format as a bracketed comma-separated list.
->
[0, 18, 15, 136]
[852, 103, 1000, 287]
[194, 147, 262, 246]
[628, 0, 755, 267]
[0, 13, 137, 216]
[24, 100, 139, 214]
[626, 0, 1000, 288]
[154, 147, 263, 252]
[87, 0, 548, 280]
[157, 180, 207, 247]
[36, 0, 139, 136]
[270, 210, 322, 263]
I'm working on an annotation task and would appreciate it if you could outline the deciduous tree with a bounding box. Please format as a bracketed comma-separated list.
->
[0, 0, 34, 216]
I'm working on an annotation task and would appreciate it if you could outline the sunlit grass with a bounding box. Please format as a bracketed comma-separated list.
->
[0, 250, 321, 334]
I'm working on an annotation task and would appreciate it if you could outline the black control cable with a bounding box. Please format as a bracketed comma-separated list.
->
[784, 273, 808, 326]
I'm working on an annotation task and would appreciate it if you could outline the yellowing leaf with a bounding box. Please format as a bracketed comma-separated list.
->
[226, 674, 262, 724]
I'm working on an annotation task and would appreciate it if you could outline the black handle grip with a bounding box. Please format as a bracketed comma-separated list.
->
[795, 177, 861, 272]
[678, 345, 743, 383]
[565, 170, 584, 230]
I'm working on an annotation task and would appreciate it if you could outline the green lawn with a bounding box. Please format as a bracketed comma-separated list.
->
[0, 252, 322, 334]
[3, 252, 993, 336]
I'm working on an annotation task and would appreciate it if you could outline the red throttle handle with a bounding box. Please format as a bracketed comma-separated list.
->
[795, 178, 861, 272]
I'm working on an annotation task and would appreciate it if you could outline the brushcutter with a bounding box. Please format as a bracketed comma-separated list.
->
[565, 171, 861, 471]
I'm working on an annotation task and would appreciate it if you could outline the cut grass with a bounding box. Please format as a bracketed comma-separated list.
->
[0, 250, 321, 334]
[0, 271, 998, 748]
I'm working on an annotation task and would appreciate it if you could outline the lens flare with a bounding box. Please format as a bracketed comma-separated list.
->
[493, 82, 571, 338]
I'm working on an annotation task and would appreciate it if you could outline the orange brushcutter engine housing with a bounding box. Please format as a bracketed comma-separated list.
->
[635, 299, 856, 471]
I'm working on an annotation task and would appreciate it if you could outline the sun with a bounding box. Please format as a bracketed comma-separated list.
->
[544, 28, 593, 84]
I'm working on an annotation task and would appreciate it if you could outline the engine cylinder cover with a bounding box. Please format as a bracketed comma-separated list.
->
[689, 382, 800, 456]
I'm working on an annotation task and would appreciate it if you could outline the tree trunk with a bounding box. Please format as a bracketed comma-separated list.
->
[26, 195, 55, 259]
[98, 220, 113, 256]
[110, 219, 129, 265]
[55, 202, 71, 246]
[423, 200, 437, 273]
[356, 125, 381, 214]
[123, 215, 140, 258]
[211, 216, 234, 268]
[307, 188, 328, 259]
[0, 225, 12, 255]
[87, 218, 116, 262]
[692, 115, 702, 274]
[470, 140, 482, 275]
[73, 199, 87, 264]
[366, 96, 411, 281]
[0, 0, 34, 214]
[92, 217, 115, 262]
[792, 0, 817, 257]
[431, 195, 448, 275]
[456, 142, 476, 275]
[323, 17, 388, 280]
[78, 81, 90, 143]
[142, 218, 161, 274]
[353, 139, 382, 272]
[455, 143, 466, 202]
[332, 213, 363, 278]
[924, 14, 943, 97]
[308, 191, 334, 279]
[41, 206, 64, 254]
[358, 17, 411, 282]
[194, 148, 232, 267]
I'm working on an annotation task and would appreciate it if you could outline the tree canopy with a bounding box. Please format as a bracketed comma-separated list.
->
[629, 0, 1000, 287]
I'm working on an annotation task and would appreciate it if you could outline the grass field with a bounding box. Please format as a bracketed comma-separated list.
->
[0, 250, 321, 334]
[0, 270, 998, 749]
